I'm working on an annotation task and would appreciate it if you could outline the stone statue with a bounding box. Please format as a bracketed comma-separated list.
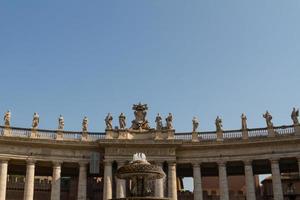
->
[4, 110, 11, 127]
[192, 117, 199, 132]
[105, 113, 113, 129]
[241, 113, 247, 130]
[215, 116, 223, 132]
[130, 103, 150, 130]
[119, 113, 126, 129]
[82, 116, 88, 132]
[263, 111, 273, 128]
[291, 107, 299, 125]
[155, 113, 163, 130]
[165, 113, 173, 130]
[58, 115, 64, 130]
[32, 112, 39, 129]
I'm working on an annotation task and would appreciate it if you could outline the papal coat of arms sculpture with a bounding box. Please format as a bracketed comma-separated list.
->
[104, 103, 175, 140]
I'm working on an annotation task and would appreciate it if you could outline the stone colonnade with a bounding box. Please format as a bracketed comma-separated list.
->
[0, 157, 296, 200]
[0, 159, 88, 200]
[192, 158, 294, 200]
[103, 160, 178, 200]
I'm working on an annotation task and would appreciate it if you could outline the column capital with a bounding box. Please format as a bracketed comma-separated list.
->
[217, 160, 227, 166]
[52, 161, 62, 167]
[167, 161, 176, 166]
[0, 158, 9, 163]
[270, 158, 280, 164]
[243, 159, 253, 166]
[26, 159, 36, 165]
[104, 160, 113, 166]
[78, 161, 88, 167]
[192, 162, 201, 168]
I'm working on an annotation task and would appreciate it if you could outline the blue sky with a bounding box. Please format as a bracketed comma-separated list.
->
[0, 1, 300, 132]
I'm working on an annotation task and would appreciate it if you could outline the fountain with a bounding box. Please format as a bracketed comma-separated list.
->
[115, 153, 168, 200]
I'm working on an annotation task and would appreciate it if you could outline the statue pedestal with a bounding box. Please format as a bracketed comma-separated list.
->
[2, 127, 12, 136]
[216, 131, 223, 142]
[242, 130, 248, 140]
[154, 131, 163, 140]
[105, 130, 114, 139]
[167, 130, 175, 140]
[81, 131, 88, 141]
[192, 132, 199, 142]
[295, 125, 300, 136]
[267, 128, 276, 137]
[30, 129, 38, 138]
[55, 130, 63, 140]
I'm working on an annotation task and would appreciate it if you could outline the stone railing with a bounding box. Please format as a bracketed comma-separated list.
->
[0, 126, 106, 141]
[175, 125, 299, 142]
[0, 124, 298, 142]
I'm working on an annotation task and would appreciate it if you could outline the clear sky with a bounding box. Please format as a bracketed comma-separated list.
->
[1, 1, 300, 133]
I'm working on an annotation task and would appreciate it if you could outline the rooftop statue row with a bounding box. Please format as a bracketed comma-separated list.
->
[192, 108, 299, 132]
[2, 106, 299, 132]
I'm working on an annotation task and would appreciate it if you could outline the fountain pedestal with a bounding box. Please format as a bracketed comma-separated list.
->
[113, 154, 169, 200]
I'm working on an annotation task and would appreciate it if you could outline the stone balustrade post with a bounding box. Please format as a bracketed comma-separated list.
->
[167, 162, 177, 200]
[24, 159, 35, 200]
[192, 132, 199, 142]
[155, 162, 164, 198]
[217, 131, 223, 142]
[81, 131, 88, 141]
[154, 131, 163, 140]
[103, 160, 112, 200]
[193, 163, 203, 200]
[295, 125, 300, 136]
[267, 127, 276, 137]
[0, 159, 9, 200]
[55, 130, 63, 141]
[3, 126, 12, 136]
[77, 162, 87, 200]
[116, 161, 126, 198]
[51, 162, 62, 200]
[242, 129, 248, 140]
[167, 130, 175, 140]
[30, 129, 38, 138]
[271, 159, 283, 200]
[105, 130, 113, 139]
[244, 160, 256, 200]
[218, 161, 229, 200]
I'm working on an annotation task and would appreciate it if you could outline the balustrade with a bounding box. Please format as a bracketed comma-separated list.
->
[199, 131, 217, 141]
[247, 127, 269, 137]
[0, 124, 297, 142]
[223, 130, 242, 140]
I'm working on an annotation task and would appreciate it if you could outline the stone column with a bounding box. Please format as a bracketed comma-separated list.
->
[103, 160, 112, 200]
[168, 162, 177, 200]
[193, 163, 203, 200]
[244, 160, 256, 200]
[0, 159, 8, 200]
[155, 162, 164, 198]
[51, 162, 62, 200]
[24, 160, 35, 200]
[77, 162, 87, 200]
[271, 159, 283, 200]
[218, 161, 229, 200]
[116, 161, 126, 198]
